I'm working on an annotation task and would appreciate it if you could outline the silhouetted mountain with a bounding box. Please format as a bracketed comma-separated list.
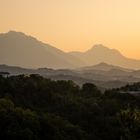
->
[1, 31, 140, 70]
[0, 31, 85, 69]
[79, 62, 133, 72]
[1, 64, 140, 89]
[69, 44, 140, 69]
[0, 64, 34, 74]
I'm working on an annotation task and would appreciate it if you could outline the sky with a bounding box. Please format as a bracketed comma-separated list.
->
[0, 0, 140, 59]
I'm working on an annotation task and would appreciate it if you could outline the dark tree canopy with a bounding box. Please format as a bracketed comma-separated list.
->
[0, 75, 140, 140]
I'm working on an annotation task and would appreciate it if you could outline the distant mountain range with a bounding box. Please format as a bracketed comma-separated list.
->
[0, 63, 140, 89]
[0, 31, 140, 69]
[78, 62, 133, 72]
[69, 44, 140, 69]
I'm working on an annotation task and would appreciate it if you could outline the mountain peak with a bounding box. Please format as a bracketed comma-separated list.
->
[89, 44, 109, 51]
[86, 44, 122, 56]
[86, 44, 112, 53]
[93, 44, 108, 48]
[96, 62, 111, 67]
[7, 30, 26, 36]
[4, 31, 40, 43]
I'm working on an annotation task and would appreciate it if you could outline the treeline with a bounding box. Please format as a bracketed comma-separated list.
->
[0, 74, 140, 140]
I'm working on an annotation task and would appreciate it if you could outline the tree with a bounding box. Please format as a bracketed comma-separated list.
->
[81, 83, 101, 98]
[118, 107, 140, 140]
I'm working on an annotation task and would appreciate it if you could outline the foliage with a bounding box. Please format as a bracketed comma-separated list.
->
[0, 75, 140, 139]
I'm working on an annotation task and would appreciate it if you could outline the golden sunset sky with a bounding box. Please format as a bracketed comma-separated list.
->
[0, 0, 140, 59]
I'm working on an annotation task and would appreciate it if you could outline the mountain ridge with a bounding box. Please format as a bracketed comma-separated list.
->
[0, 63, 139, 89]
[79, 62, 133, 72]
[69, 44, 140, 69]
[0, 31, 85, 69]
[0, 31, 140, 69]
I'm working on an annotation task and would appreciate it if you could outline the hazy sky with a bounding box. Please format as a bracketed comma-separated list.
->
[0, 0, 140, 59]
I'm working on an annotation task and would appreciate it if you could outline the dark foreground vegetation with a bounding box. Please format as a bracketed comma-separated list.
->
[0, 74, 140, 140]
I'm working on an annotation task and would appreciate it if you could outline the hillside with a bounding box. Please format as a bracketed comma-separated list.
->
[0, 31, 85, 69]
[69, 44, 140, 69]
[0, 63, 140, 89]
[1, 31, 140, 69]
[0, 75, 140, 139]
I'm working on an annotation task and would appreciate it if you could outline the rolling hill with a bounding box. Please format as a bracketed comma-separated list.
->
[0, 63, 140, 89]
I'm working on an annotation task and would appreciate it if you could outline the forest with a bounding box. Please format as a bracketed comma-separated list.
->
[0, 74, 140, 140]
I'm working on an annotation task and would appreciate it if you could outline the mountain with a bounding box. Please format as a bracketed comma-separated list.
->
[0, 64, 105, 88]
[77, 62, 140, 82]
[0, 64, 34, 75]
[0, 64, 140, 89]
[1, 31, 140, 69]
[79, 62, 133, 72]
[0, 31, 85, 69]
[69, 44, 140, 69]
